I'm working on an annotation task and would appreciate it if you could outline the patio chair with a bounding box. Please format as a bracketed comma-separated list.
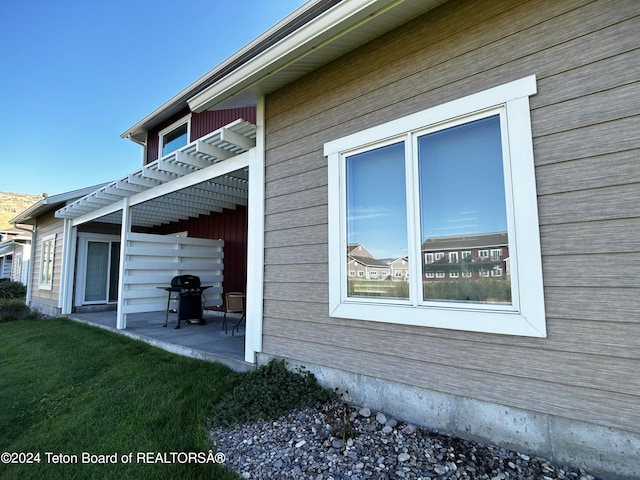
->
[223, 292, 245, 335]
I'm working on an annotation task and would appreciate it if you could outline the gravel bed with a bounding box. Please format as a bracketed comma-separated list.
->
[211, 400, 601, 480]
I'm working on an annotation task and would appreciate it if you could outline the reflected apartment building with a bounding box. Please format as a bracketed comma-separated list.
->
[347, 232, 509, 282]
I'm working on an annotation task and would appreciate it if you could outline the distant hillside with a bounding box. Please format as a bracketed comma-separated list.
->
[0, 192, 44, 230]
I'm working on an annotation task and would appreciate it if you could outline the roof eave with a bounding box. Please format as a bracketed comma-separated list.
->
[9, 184, 110, 225]
[187, 0, 416, 113]
[120, 0, 333, 142]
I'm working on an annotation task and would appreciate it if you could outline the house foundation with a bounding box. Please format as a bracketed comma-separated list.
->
[258, 353, 640, 480]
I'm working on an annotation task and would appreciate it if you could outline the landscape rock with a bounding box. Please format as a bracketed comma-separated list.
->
[210, 401, 602, 480]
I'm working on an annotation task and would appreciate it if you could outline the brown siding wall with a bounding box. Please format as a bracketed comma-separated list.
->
[152, 206, 248, 293]
[262, 0, 640, 434]
[146, 107, 257, 164]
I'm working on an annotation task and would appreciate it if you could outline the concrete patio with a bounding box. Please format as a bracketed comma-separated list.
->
[66, 309, 253, 371]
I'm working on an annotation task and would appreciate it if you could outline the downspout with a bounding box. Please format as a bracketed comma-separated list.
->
[126, 133, 148, 167]
[11, 222, 35, 306]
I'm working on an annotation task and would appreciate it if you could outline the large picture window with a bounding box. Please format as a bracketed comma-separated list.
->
[326, 76, 546, 337]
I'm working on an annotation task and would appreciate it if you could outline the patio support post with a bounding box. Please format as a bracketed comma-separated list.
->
[244, 95, 266, 363]
[60, 218, 77, 315]
[116, 197, 132, 329]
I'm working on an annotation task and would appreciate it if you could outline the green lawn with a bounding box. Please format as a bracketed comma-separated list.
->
[0, 318, 241, 480]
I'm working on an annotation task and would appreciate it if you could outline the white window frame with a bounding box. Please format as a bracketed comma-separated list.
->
[325, 75, 546, 337]
[158, 114, 191, 158]
[39, 234, 56, 290]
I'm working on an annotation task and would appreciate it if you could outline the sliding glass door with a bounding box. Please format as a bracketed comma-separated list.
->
[76, 234, 120, 306]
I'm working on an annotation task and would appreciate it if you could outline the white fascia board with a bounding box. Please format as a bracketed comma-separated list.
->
[120, 1, 325, 140]
[188, 0, 401, 113]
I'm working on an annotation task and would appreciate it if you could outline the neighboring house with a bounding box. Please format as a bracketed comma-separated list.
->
[388, 256, 409, 281]
[29, 0, 640, 477]
[347, 243, 391, 280]
[10, 186, 109, 316]
[0, 230, 31, 283]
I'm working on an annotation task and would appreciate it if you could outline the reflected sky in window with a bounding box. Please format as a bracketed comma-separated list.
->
[419, 115, 507, 240]
[345, 115, 508, 260]
[346, 142, 408, 259]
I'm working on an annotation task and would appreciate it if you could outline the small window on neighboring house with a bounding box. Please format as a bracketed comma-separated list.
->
[326, 75, 546, 337]
[39, 234, 56, 290]
[159, 116, 190, 157]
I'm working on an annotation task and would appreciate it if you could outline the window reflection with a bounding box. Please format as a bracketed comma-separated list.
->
[418, 115, 511, 304]
[345, 142, 409, 299]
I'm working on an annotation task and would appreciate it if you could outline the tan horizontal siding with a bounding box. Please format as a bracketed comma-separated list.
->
[533, 116, 640, 165]
[265, 205, 327, 232]
[30, 212, 65, 305]
[540, 219, 640, 255]
[535, 149, 639, 195]
[267, 1, 638, 145]
[265, 224, 327, 249]
[538, 183, 640, 225]
[533, 82, 640, 137]
[262, 0, 640, 434]
[544, 287, 640, 324]
[262, 330, 640, 435]
[263, 315, 639, 396]
[263, 283, 328, 304]
[266, 185, 327, 216]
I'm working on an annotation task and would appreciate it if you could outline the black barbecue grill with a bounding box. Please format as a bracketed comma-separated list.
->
[161, 275, 211, 329]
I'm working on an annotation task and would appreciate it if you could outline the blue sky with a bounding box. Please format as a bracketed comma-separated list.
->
[0, 0, 306, 196]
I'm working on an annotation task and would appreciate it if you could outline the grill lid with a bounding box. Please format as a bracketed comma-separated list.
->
[170, 275, 201, 288]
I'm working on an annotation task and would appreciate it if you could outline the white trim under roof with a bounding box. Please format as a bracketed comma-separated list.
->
[188, 0, 446, 113]
[56, 119, 256, 228]
[121, 0, 446, 142]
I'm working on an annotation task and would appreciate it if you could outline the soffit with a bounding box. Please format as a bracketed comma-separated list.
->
[188, 0, 447, 112]
[56, 119, 256, 228]
[123, 0, 447, 142]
